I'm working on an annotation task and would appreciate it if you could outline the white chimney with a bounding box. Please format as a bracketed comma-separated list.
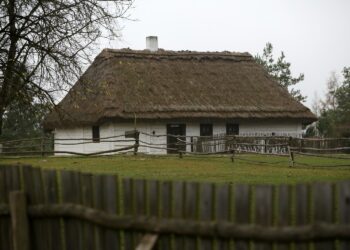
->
[146, 36, 158, 52]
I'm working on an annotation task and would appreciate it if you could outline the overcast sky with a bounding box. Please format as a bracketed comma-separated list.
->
[99, 0, 350, 109]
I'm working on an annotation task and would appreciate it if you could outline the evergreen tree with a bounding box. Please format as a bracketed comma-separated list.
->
[334, 67, 350, 136]
[1, 100, 51, 141]
[255, 43, 306, 102]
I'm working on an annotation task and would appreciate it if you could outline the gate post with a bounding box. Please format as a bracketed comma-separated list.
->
[9, 191, 31, 250]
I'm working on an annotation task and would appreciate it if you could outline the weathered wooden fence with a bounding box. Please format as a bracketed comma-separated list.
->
[0, 164, 350, 250]
[192, 135, 350, 154]
[1, 133, 350, 158]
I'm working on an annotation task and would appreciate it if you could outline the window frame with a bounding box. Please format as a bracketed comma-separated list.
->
[92, 125, 100, 143]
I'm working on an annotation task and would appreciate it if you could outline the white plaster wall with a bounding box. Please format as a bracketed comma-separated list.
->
[54, 119, 302, 155]
[82, 123, 114, 153]
[54, 123, 115, 155]
[113, 122, 166, 154]
[239, 120, 302, 137]
[54, 127, 84, 154]
[149, 122, 167, 154]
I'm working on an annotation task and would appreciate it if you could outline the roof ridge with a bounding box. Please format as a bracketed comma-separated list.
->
[96, 48, 254, 62]
[101, 48, 252, 57]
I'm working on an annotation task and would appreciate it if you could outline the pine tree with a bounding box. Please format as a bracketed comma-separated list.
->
[255, 43, 306, 102]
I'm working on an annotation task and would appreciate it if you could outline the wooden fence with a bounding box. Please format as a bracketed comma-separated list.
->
[1, 133, 350, 157]
[192, 135, 350, 154]
[0, 164, 350, 250]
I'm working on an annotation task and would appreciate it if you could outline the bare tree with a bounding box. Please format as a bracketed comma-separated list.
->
[321, 71, 339, 111]
[311, 92, 321, 117]
[0, 0, 133, 135]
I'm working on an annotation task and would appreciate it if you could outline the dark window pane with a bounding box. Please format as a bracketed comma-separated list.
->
[92, 126, 100, 143]
[200, 124, 213, 136]
[226, 124, 239, 135]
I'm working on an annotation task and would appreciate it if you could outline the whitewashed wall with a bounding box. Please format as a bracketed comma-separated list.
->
[239, 120, 302, 137]
[54, 119, 303, 155]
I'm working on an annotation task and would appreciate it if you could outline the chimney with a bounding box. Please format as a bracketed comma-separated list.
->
[146, 36, 158, 52]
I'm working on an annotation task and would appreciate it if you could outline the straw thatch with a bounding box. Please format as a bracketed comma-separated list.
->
[43, 49, 316, 130]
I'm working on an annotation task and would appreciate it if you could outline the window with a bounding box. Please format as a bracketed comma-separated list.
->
[200, 124, 213, 136]
[226, 123, 239, 135]
[92, 126, 100, 143]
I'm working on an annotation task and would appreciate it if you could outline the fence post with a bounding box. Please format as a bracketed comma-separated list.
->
[288, 146, 295, 167]
[190, 136, 194, 152]
[288, 137, 295, 167]
[134, 130, 140, 156]
[9, 191, 31, 250]
[41, 135, 44, 157]
[231, 149, 235, 163]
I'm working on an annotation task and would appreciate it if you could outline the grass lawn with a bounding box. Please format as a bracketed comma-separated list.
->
[1, 154, 349, 184]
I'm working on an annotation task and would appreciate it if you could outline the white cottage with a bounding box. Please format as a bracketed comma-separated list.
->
[43, 37, 316, 155]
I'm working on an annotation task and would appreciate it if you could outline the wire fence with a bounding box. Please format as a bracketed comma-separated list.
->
[0, 131, 349, 167]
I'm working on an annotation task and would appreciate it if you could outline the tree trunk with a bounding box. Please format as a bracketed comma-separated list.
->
[0, 0, 17, 132]
[0, 108, 3, 136]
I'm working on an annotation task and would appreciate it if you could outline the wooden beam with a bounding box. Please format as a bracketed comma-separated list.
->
[27, 203, 350, 242]
[135, 234, 158, 250]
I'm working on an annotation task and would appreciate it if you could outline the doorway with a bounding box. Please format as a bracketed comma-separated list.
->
[167, 124, 186, 154]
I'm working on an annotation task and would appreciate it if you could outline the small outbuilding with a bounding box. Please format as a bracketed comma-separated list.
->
[43, 36, 316, 154]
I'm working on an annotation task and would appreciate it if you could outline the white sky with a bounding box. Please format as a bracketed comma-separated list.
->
[98, 0, 350, 109]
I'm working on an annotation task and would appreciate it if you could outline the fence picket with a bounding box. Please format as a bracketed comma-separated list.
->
[9, 191, 30, 250]
[275, 185, 291, 250]
[0, 166, 11, 250]
[338, 181, 350, 250]
[134, 179, 146, 248]
[61, 170, 83, 250]
[122, 178, 135, 249]
[6, 165, 20, 191]
[215, 184, 230, 250]
[313, 183, 335, 250]
[295, 184, 310, 250]
[172, 181, 184, 250]
[160, 181, 172, 250]
[42, 169, 63, 250]
[254, 185, 273, 250]
[22, 167, 49, 250]
[3, 165, 20, 250]
[199, 183, 214, 250]
[146, 180, 160, 250]
[234, 184, 250, 250]
[80, 173, 95, 250]
[103, 175, 120, 250]
[93, 175, 105, 250]
[184, 182, 198, 250]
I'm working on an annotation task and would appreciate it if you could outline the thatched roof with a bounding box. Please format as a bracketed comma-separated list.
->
[43, 48, 316, 130]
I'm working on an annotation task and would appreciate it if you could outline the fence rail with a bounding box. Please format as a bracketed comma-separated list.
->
[0, 164, 350, 250]
[1, 133, 349, 168]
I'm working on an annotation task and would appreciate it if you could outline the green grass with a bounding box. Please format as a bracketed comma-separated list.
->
[0, 154, 349, 184]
